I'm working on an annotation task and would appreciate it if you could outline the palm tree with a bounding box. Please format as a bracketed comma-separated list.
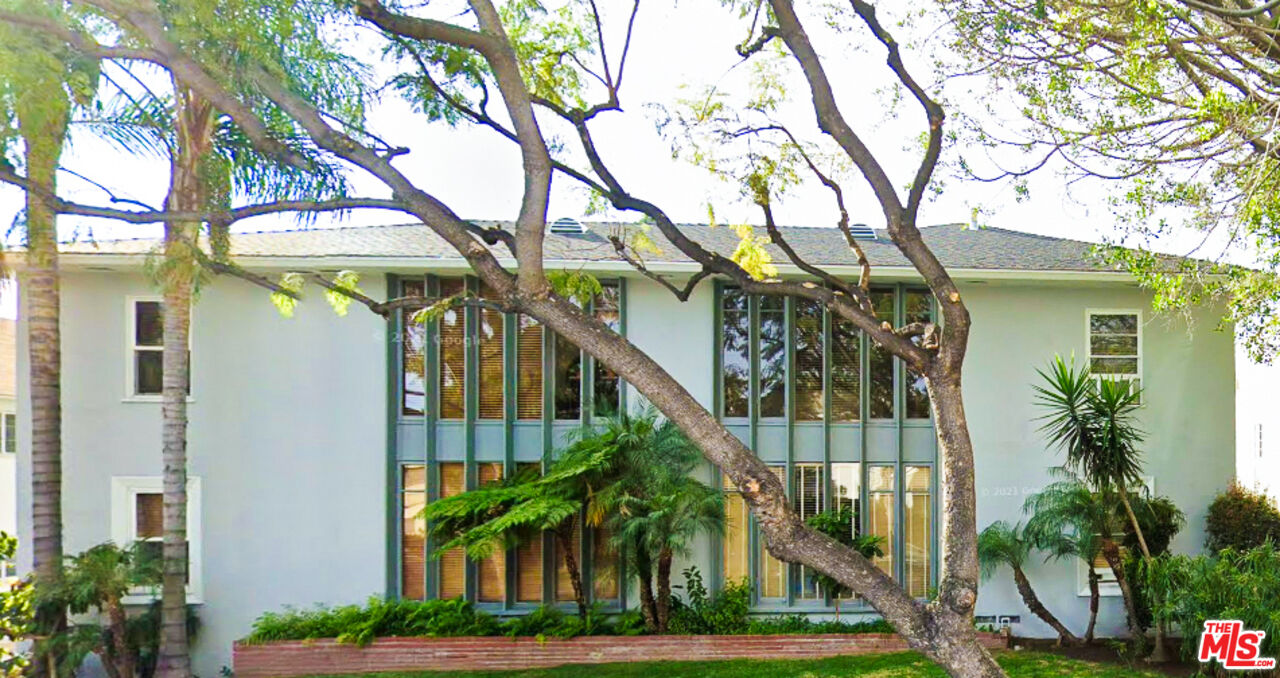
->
[1022, 473, 1107, 644]
[804, 506, 884, 620]
[977, 520, 1081, 646]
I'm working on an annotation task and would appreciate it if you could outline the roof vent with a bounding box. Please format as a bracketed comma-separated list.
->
[549, 217, 586, 235]
[848, 223, 876, 240]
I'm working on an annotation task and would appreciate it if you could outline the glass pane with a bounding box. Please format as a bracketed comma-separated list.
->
[401, 465, 426, 600]
[438, 463, 466, 599]
[868, 465, 895, 493]
[794, 464, 825, 599]
[1090, 314, 1137, 334]
[438, 279, 466, 420]
[592, 526, 619, 600]
[4, 413, 15, 454]
[758, 466, 787, 598]
[868, 291, 895, 419]
[1091, 357, 1138, 375]
[594, 284, 621, 417]
[476, 463, 505, 601]
[517, 316, 543, 420]
[135, 301, 163, 347]
[555, 520, 582, 601]
[135, 493, 164, 539]
[554, 334, 582, 420]
[831, 320, 859, 421]
[794, 300, 823, 421]
[135, 351, 163, 396]
[905, 291, 931, 419]
[478, 284, 505, 420]
[831, 463, 861, 534]
[515, 463, 543, 602]
[1090, 334, 1138, 356]
[759, 297, 786, 418]
[722, 292, 750, 418]
[723, 486, 751, 586]
[869, 466, 895, 577]
[904, 466, 932, 598]
[401, 280, 426, 416]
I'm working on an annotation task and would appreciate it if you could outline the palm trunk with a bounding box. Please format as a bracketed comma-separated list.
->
[554, 528, 587, 618]
[16, 72, 71, 676]
[634, 544, 658, 633]
[1085, 566, 1099, 644]
[1012, 564, 1079, 645]
[1101, 540, 1144, 642]
[105, 596, 135, 678]
[655, 547, 673, 633]
[156, 84, 216, 678]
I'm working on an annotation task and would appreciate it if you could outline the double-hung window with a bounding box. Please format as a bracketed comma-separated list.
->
[127, 299, 190, 399]
[1087, 310, 1142, 399]
[110, 476, 202, 602]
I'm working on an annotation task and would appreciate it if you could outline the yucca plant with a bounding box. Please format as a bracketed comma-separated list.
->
[978, 520, 1080, 646]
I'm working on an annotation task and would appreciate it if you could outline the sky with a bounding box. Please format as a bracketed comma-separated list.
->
[0, 3, 1233, 320]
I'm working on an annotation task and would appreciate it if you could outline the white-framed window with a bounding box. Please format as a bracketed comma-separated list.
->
[1, 412, 15, 454]
[1086, 309, 1142, 400]
[1078, 476, 1153, 597]
[110, 476, 202, 603]
[126, 297, 191, 401]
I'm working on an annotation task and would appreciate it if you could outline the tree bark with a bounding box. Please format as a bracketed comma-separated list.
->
[15, 62, 71, 676]
[156, 83, 215, 678]
[105, 597, 135, 678]
[1101, 540, 1144, 642]
[655, 547, 673, 633]
[1011, 565, 1079, 646]
[1085, 567, 1099, 644]
[634, 545, 658, 633]
[555, 528, 588, 618]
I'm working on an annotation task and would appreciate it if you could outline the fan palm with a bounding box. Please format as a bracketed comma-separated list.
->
[978, 520, 1080, 645]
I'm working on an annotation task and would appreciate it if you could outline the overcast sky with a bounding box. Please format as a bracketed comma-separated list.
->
[0, 3, 1227, 319]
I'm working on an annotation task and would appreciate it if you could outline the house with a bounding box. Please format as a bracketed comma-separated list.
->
[15, 222, 1235, 675]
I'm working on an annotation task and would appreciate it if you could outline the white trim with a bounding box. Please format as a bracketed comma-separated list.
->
[124, 296, 194, 402]
[110, 476, 203, 604]
[1085, 308, 1143, 401]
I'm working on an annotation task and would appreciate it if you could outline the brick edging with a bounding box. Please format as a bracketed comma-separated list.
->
[233, 632, 1007, 677]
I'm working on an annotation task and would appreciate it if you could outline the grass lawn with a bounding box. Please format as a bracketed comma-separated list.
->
[306, 650, 1174, 678]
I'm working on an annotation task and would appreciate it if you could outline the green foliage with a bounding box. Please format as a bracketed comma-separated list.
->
[547, 270, 604, 307]
[1205, 482, 1280, 553]
[249, 598, 500, 647]
[667, 567, 751, 636]
[977, 521, 1032, 579]
[1123, 493, 1184, 557]
[803, 506, 884, 599]
[322, 270, 362, 317]
[270, 272, 306, 318]
[501, 603, 621, 639]
[0, 533, 30, 677]
[1035, 356, 1145, 492]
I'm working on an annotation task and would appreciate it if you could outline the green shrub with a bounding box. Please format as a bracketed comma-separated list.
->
[1205, 482, 1280, 552]
[246, 598, 500, 646]
[667, 567, 751, 635]
[501, 603, 617, 638]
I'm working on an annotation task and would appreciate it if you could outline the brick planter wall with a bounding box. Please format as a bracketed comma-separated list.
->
[233, 633, 1008, 676]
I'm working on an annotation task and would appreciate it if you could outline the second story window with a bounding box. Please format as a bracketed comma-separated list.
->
[130, 300, 164, 396]
[1088, 310, 1142, 397]
[438, 279, 466, 419]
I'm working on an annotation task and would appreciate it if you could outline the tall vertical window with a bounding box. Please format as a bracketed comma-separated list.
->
[401, 280, 427, 416]
[478, 286, 505, 420]
[516, 316, 543, 420]
[2, 413, 15, 454]
[129, 299, 188, 397]
[868, 291, 895, 419]
[593, 283, 621, 416]
[794, 464, 825, 599]
[1088, 311, 1142, 394]
[903, 466, 932, 598]
[831, 463, 861, 601]
[758, 465, 787, 598]
[555, 520, 582, 601]
[515, 463, 543, 602]
[553, 334, 581, 420]
[759, 297, 786, 418]
[723, 477, 751, 585]
[592, 527, 619, 600]
[793, 300, 824, 421]
[476, 463, 505, 602]
[905, 291, 932, 419]
[401, 465, 427, 600]
[831, 319, 860, 422]
[438, 463, 466, 598]
[721, 287, 750, 418]
[868, 466, 895, 576]
[438, 279, 466, 419]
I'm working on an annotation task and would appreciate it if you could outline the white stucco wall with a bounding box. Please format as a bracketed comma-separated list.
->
[1236, 348, 1280, 501]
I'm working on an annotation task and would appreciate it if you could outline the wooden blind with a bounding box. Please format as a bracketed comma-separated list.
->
[401, 465, 427, 600]
[757, 466, 787, 598]
[438, 463, 466, 599]
[831, 319, 859, 421]
[135, 493, 163, 539]
[869, 466, 895, 577]
[592, 527, 619, 600]
[723, 477, 750, 586]
[438, 279, 465, 419]
[402, 279, 427, 416]
[794, 300, 824, 421]
[476, 463, 505, 602]
[554, 520, 581, 602]
[478, 284, 504, 420]
[517, 316, 543, 420]
[903, 465, 931, 597]
[515, 463, 543, 602]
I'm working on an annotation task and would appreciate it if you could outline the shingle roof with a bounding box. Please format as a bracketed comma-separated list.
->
[58, 221, 1120, 273]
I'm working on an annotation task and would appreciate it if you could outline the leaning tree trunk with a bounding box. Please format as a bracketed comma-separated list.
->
[554, 528, 588, 618]
[156, 84, 216, 678]
[655, 547, 673, 633]
[15, 67, 71, 677]
[104, 595, 136, 678]
[1101, 540, 1144, 642]
[1117, 484, 1169, 662]
[1011, 565, 1079, 646]
[634, 544, 658, 632]
[1084, 566, 1099, 644]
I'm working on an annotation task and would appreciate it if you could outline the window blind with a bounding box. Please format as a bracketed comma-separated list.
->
[438, 463, 466, 599]
[476, 462, 505, 602]
[517, 316, 543, 420]
[401, 465, 427, 600]
[478, 285, 504, 420]
[438, 279, 465, 419]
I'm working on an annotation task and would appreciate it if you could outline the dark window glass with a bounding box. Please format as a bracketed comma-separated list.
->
[905, 291, 932, 419]
[133, 301, 176, 396]
[554, 333, 581, 420]
[3, 413, 14, 454]
[868, 290, 895, 419]
[478, 284, 505, 420]
[402, 280, 426, 416]
[721, 287, 750, 418]
[759, 296, 786, 418]
[831, 318, 860, 421]
[438, 279, 466, 419]
[593, 283, 620, 416]
[135, 301, 163, 347]
[794, 300, 823, 421]
[135, 351, 163, 396]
